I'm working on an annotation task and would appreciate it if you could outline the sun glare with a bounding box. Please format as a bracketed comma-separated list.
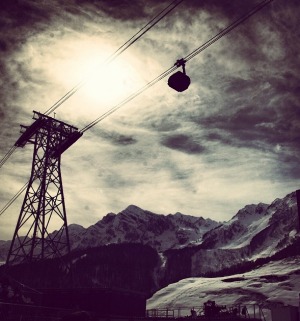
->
[82, 58, 136, 104]
[51, 39, 143, 112]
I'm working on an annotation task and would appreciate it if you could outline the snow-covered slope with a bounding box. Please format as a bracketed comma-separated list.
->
[179, 192, 299, 277]
[200, 192, 298, 258]
[147, 256, 300, 320]
[205, 203, 270, 249]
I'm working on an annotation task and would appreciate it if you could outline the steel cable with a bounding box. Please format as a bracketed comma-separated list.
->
[44, 0, 185, 116]
[0, 0, 185, 169]
[81, 0, 273, 132]
[0, 0, 273, 216]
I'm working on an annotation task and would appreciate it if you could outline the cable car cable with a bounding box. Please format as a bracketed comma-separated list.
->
[183, 0, 273, 63]
[80, 0, 273, 132]
[0, 0, 185, 169]
[0, 146, 17, 169]
[0, 182, 28, 217]
[0, 0, 272, 216]
[81, 65, 178, 132]
[44, 0, 185, 116]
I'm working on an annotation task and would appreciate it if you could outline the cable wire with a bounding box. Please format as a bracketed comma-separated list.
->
[0, 146, 17, 169]
[184, 0, 273, 63]
[81, 65, 178, 132]
[44, 0, 185, 116]
[81, 0, 273, 132]
[0, 182, 28, 217]
[0, 0, 185, 169]
[0, 0, 272, 217]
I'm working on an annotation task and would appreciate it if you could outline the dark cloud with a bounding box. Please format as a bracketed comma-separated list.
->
[270, 150, 300, 180]
[0, 1, 51, 27]
[148, 117, 182, 132]
[75, 0, 147, 20]
[184, 5, 300, 167]
[194, 101, 299, 150]
[205, 132, 232, 146]
[95, 128, 137, 146]
[0, 2, 53, 54]
[161, 134, 205, 154]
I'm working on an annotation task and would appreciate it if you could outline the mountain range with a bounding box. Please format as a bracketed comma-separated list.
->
[1, 190, 299, 304]
[68, 205, 219, 252]
[58, 190, 299, 260]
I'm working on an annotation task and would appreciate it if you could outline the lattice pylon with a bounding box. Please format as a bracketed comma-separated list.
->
[6, 112, 80, 265]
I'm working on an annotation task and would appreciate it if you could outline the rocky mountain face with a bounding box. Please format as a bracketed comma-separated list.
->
[200, 193, 298, 255]
[69, 205, 219, 252]
[1, 191, 299, 298]
[0, 206, 219, 263]
[66, 191, 298, 263]
[163, 191, 299, 284]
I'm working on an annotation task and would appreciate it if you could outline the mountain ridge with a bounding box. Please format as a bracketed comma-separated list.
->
[69, 203, 220, 252]
[0, 190, 299, 303]
[0, 191, 299, 263]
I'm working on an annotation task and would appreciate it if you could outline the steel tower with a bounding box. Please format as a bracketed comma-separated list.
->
[6, 111, 82, 265]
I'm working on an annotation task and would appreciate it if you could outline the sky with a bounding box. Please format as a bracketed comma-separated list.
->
[0, 0, 299, 240]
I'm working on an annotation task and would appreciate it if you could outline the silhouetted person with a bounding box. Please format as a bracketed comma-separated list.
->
[233, 307, 238, 316]
[190, 307, 197, 318]
[241, 306, 247, 317]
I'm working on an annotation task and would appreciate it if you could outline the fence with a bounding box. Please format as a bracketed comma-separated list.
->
[0, 302, 267, 321]
[146, 304, 266, 320]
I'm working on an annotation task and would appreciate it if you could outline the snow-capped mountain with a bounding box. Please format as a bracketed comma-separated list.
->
[68, 191, 298, 261]
[0, 191, 299, 307]
[200, 191, 298, 257]
[64, 191, 299, 288]
[200, 203, 269, 250]
[69, 205, 219, 252]
[66, 190, 298, 261]
[169, 191, 300, 278]
[0, 191, 299, 266]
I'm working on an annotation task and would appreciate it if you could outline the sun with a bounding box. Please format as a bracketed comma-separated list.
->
[82, 56, 138, 105]
[51, 38, 143, 111]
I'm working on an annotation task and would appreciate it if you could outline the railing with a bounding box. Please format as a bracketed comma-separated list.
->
[147, 306, 201, 318]
[146, 304, 266, 320]
[0, 301, 267, 321]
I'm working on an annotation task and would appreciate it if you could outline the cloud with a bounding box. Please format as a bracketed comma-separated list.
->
[95, 128, 137, 146]
[0, 0, 300, 241]
[161, 134, 206, 154]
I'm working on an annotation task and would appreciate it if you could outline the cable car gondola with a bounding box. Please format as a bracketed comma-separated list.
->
[168, 58, 191, 92]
